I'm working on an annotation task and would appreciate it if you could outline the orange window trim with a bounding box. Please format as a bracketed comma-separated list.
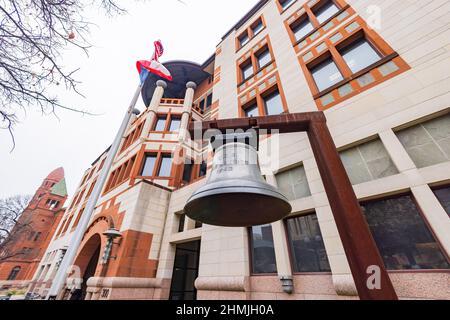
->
[296, 15, 410, 110]
[236, 15, 267, 52]
[236, 35, 277, 90]
[238, 73, 289, 118]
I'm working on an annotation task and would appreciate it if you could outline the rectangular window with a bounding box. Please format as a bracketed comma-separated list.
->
[239, 32, 250, 47]
[241, 62, 253, 81]
[292, 18, 314, 42]
[361, 194, 450, 270]
[396, 114, 450, 168]
[141, 155, 157, 177]
[158, 155, 173, 177]
[310, 57, 344, 92]
[313, 0, 340, 24]
[182, 161, 194, 183]
[154, 117, 167, 131]
[340, 38, 381, 74]
[251, 19, 264, 36]
[198, 99, 205, 112]
[280, 0, 295, 11]
[169, 118, 181, 132]
[286, 214, 331, 272]
[206, 93, 213, 109]
[250, 224, 277, 274]
[244, 103, 259, 118]
[178, 214, 185, 233]
[276, 165, 311, 201]
[199, 161, 207, 177]
[194, 220, 203, 229]
[256, 48, 271, 69]
[263, 90, 284, 115]
[433, 186, 450, 217]
[340, 138, 398, 185]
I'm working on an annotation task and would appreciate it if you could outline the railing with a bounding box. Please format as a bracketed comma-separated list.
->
[160, 98, 184, 105]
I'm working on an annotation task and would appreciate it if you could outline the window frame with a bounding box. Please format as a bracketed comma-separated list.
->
[359, 192, 450, 271]
[239, 77, 288, 118]
[284, 212, 332, 275]
[237, 42, 275, 86]
[431, 184, 450, 217]
[302, 26, 401, 98]
[138, 152, 174, 180]
[235, 15, 266, 51]
[277, 0, 297, 13]
[151, 112, 183, 133]
[248, 225, 279, 276]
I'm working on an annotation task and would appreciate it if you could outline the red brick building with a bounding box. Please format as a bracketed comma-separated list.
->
[0, 168, 67, 289]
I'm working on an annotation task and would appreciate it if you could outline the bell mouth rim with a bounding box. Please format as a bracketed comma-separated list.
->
[184, 192, 292, 227]
[186, 184, 290, 203]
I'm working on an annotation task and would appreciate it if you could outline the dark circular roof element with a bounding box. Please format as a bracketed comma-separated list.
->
[141, 60, 211, 106]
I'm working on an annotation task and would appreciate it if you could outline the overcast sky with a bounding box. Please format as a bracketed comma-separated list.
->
[0, 0, 258, 199]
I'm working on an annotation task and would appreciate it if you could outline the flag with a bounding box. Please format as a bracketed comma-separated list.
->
[137, 40, 173, 85]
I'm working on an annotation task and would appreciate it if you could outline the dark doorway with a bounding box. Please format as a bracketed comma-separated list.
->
[169, 240, 200, 300]
[79, 245, 100, 300]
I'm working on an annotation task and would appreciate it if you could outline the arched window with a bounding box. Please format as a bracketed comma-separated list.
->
[7, 266, 21, 280]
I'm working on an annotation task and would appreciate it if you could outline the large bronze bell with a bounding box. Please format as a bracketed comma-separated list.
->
[184, 133, 292, 227]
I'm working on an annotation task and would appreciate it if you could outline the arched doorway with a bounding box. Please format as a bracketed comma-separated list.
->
[72, 234, 102, 300]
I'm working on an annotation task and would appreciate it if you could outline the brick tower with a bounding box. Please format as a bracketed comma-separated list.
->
[0, 167, 68, 288]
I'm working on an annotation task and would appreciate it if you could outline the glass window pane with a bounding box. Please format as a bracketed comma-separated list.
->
[178, 214, 185, 232]
[257, 49, 271, 68]
[206, 94, 213, 108]
[241, 63, 253, 81]
[199, 161, 207, 177]
[340, 39, 381, 73]
[252, 20, 264, 36]
[276, 165, 311, 201]
[396, 115, 450, 168]
[361, 195, 450, 270]
[154, 117, 166, 131]
[314, 1, 340, 24]
[169, 118, 181, 132]
[198, 99, 205, 111]
[240, 33, 249, 47]
[158, 156, 172, 177]
[250, 225, 277, 274]
[340, 139, 398, 185]
[433, 187, 450, 217]
[422, 114, 450, 158]
[292, 19, 314, 42]
[310, 58, 343, 92]
[141, 155, 156, 176]
[264, 91, 284, 115]
[182, 162, 193, 183]
[280, 0, 295, 10]
[245, 104, 259, 117]
[286, 214, 331, 272]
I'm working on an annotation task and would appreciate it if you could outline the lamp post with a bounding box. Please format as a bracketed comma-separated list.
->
[101, 228, 122, 265]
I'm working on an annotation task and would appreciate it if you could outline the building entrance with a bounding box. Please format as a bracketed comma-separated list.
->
[169, 240, 200, 300]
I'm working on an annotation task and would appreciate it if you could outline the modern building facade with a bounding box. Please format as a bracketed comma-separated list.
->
[29, 0, 450, 300]
[0, 168, 67, 290]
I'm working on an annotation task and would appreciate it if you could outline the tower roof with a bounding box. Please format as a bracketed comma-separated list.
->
[46, 167, 65, 182]
[50, 178, 68, 197]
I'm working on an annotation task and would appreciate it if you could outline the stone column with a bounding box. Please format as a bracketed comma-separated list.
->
[179, 81, 197, 142]
[265, 174, 294, 293]
[140, 80, 167, 139]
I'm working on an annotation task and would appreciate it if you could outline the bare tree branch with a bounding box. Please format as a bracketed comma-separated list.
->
[0, 194, 32, 262]
[0, 0, 176, 150]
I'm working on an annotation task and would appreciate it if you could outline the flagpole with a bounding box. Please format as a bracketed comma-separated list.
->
[47, 84, 143, 299]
